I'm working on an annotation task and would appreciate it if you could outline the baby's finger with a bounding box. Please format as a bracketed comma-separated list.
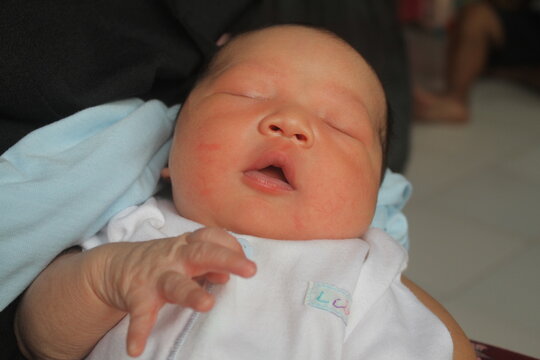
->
[182, 241, 257, 278]
[187, 227, 244, 253]
[204, 272, 230, 284]
[125, 301, 160, 357]
[158, 271, 215, 312]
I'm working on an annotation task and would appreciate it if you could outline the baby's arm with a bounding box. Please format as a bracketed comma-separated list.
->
[15, 228, 256, 360]
[401, 276, 476, 360]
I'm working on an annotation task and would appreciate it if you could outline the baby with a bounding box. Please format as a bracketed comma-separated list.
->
[16, 25, 474, 360]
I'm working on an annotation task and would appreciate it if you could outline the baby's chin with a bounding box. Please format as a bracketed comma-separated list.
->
[174, 199, 369, 241]
[195, 215, 367, 241]
[228, 226, 365, 241]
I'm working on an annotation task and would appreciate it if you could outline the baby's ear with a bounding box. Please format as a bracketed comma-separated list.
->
[160, 168, 171, 180]
[216, 33, 231, 46]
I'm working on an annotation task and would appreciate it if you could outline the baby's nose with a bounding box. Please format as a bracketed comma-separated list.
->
[258, 110, 314, 148]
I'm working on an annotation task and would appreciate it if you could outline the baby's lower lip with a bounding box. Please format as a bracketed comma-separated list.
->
[243, 170, 294, 193]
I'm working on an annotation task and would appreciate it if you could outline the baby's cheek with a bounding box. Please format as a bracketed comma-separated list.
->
[191, 143, 231, 198]
[195, 142, 223, 164]
[325, 171, 376, 236]
[292, 213, 307, 232]
[300, 183, 353, 234]
[309, 189, 348, 217]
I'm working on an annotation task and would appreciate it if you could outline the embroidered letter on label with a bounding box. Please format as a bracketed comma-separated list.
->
[305, 281, 351, 324]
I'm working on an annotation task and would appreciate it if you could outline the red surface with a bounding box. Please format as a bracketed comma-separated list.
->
[472, 340, 539, 360]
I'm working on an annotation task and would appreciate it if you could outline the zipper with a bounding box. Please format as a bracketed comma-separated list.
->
[166, 283, 215, 360]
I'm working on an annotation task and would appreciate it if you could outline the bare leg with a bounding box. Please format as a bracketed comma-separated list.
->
[414, 1, 504, 123]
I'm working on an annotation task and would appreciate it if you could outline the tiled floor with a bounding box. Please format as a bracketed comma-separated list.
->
[403, 30, 540, 358]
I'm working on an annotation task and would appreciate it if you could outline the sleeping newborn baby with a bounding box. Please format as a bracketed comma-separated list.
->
[16, 25, 475, 360]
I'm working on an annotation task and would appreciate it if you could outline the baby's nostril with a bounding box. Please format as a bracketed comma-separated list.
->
[266, 123, 308, 143]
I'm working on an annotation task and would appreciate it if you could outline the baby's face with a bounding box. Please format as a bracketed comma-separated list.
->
[165, 26, 386, 240]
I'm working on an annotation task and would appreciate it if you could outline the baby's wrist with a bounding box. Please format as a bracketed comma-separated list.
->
[81, 243, 128, 311]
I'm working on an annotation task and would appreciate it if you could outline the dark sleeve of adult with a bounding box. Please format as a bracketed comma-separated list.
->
[0, 1, 257, 357]
[230, 0, 412, 173]
[0, 0, 257, 154]
[0, 297, 26, 360]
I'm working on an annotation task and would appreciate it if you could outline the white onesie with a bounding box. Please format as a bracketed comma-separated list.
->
[82, 197, 452, 360]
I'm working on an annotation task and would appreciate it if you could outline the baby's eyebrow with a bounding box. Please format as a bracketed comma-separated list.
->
[244, 65, 283, 84]
[226, 62, 281, 78]
[326, 83, 387, 149]
[323, 83, 372, 121]
[324, 84, 365, 108]
[209, 63, 280, 91]
[332, 84, 387, 134]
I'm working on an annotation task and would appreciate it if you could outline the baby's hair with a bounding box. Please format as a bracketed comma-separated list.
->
[191, 24, 393, 183]
[197, 24, 355, 85]
[381, 102, 394, 182]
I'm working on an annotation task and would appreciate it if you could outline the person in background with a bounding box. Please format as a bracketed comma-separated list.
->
[413, 0, 540, 123]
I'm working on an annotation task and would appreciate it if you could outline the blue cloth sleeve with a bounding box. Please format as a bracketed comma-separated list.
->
[370, 169, 412, 250]
[0, 99, 178, 309]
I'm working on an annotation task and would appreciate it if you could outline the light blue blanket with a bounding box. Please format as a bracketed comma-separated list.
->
[0, 99, 410, 310]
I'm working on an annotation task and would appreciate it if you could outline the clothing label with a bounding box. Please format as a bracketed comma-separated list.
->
[304, 281, 351, 324]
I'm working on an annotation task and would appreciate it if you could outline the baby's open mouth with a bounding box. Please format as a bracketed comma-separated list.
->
[243, 163, 294, 192]
[258, 165, 288, 184]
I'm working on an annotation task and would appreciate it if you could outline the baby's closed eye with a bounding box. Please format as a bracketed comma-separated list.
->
[224, 90, 269, 100]
[324, 118, 355, 138]
[323, 115, 366, 141]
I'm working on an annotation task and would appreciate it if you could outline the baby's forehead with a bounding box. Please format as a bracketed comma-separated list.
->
[213, 28, 358, 73]
[203, 26, 387, 128]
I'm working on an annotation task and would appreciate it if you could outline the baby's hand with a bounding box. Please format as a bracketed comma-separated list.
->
[85, 227, 256, 357]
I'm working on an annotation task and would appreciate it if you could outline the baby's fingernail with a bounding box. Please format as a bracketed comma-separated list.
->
[246, 261, 257, 276]
[193, 293, 214, 312]
[128, 341, 140, 357]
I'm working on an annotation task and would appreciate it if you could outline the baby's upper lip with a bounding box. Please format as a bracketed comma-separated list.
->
[244, 151, 296, 189]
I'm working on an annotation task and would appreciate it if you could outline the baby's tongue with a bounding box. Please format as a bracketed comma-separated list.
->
[244, 165, 293, 191]
[259, 166, 287, 182]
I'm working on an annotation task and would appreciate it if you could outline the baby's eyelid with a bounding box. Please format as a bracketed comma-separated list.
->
[244, 90, 271, 100]
[225, 91, 269, 100]
[325, 119, 355, 138]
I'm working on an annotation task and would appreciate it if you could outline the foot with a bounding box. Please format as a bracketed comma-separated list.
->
[413, 87, 469, 124]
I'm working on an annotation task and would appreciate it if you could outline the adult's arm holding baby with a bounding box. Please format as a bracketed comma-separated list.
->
[15, 228, 256, 360]
[402, 277, 476, 360]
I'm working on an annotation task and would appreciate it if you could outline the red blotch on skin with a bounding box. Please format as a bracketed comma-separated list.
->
[197, 143, 222, 151]
[195, 143, 223, 166]
[293, 214, 306, 232]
